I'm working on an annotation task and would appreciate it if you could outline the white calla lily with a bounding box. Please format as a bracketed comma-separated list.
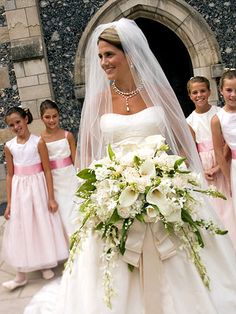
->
[119, 186, 139, 207]
[146, 205, 158, 219]
[147, 187, 182, 223]
[139, 159, 156, 178]
[146, 186, 166, 207]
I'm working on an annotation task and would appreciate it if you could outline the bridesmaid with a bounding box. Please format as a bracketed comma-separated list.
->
[186, 76, 236, 249]
[40, 100, 78, 235]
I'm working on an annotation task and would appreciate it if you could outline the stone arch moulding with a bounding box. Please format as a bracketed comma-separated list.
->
[74, 0, 223, 104]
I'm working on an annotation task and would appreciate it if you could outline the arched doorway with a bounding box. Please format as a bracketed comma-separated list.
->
[74, 0, 222, 110]
[135, 17, 194, 117]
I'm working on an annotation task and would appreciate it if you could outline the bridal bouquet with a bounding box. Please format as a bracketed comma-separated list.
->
[68, 135, 226, 308]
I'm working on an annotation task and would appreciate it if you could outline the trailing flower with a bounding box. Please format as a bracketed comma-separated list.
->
[66, 135, 227, 308]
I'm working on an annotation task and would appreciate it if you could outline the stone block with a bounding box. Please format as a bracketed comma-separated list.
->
[6, 9, 29, 40]
[29, 25, 41, 36]
[0, 67, 11, 89]
[24, 59, 47, 76]
[18, 84, 51, 101]
[11, 37, 43, 62]
[13, 61, 25, 78]
[15, 0, 36, 8]
[4, 0, 16, 10]
[17, 75, 38, 88]
[0, 27, 10, 44]
[26, 6, 39, 25]
[211, 64, 224, 78]
[158, 0, 189, 23]
[38, 74, 49, 85]
[74, 84, 85, 99]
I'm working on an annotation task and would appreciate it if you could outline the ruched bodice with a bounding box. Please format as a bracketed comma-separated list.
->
[100, 107, 165, 146]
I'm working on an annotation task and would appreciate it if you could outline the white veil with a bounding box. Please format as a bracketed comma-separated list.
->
[74, 18, 236, 309]
[78, 18, 202, 173]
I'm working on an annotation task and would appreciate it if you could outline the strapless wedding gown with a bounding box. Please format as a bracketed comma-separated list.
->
[24, 108, 236, 314]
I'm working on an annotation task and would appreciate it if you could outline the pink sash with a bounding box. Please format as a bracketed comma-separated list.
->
[14, 163, 43, 175]
[197, 140, 213, 153]
[231, 149, 236, 159]
[50, 156, 72, 170]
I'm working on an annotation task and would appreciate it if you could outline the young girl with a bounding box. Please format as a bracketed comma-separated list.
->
[186, 76, 236, 249]
[2, 107, 68, 290]
[40, 100, 78, 235]
[212, 69, 236, 248]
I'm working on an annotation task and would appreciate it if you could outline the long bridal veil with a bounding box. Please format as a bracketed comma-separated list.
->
[77, 17, 236, 309]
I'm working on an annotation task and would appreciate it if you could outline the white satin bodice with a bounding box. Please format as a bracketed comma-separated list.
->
[217, 108, 236, 150]
[100, 107, 165, 147]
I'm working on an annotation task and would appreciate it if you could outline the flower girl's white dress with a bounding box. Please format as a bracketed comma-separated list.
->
[24, 108, 236, 314]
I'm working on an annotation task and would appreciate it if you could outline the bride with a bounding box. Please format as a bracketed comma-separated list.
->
[25, 18, 236, 314]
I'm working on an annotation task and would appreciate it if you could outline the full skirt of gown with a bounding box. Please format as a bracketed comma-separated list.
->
[24, 110, 236, 313]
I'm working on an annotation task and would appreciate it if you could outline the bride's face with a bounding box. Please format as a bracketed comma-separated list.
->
[98, 40, 130, 81]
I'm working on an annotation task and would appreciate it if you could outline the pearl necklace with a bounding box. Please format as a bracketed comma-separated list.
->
[111, 81, 143, 112]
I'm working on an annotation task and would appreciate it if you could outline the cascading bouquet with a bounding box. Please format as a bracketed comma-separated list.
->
[67, 135, 227, 308]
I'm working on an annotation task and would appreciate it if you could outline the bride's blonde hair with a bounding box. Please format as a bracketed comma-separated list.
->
[98, 27, 124, 51]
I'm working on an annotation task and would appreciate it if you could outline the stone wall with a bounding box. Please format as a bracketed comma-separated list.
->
[186, 0, 235, 67]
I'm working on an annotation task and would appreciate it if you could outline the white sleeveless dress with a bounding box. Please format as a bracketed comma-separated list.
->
[24, 108, 236, 314]
[2, 134, 69, 272]
[217, 108, 236, 230]
[46, 134, 78, 235]
[187, 107, 236, 249]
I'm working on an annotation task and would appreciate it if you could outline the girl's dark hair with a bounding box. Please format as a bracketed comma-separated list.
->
[5, 106, 33, 124]
[219, 69, 236, 90]
[40, 99, 59, 117]
[187, 76, 210, 94]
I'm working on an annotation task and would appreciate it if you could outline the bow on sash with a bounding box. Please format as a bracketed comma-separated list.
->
[123, 219, 177, 314]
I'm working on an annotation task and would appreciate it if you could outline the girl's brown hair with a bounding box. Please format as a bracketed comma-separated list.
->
[187, 76, 210, 94]
[5, 106, 33, 124]
[219, 69, 236, 90]
[40, 99, 59, 117]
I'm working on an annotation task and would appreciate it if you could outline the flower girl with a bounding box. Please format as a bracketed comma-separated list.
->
[40, 99, 78, 235]
[211, 69, 236, 248]
[186, 76, 236, 248]
[2, 107, 68, 290]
